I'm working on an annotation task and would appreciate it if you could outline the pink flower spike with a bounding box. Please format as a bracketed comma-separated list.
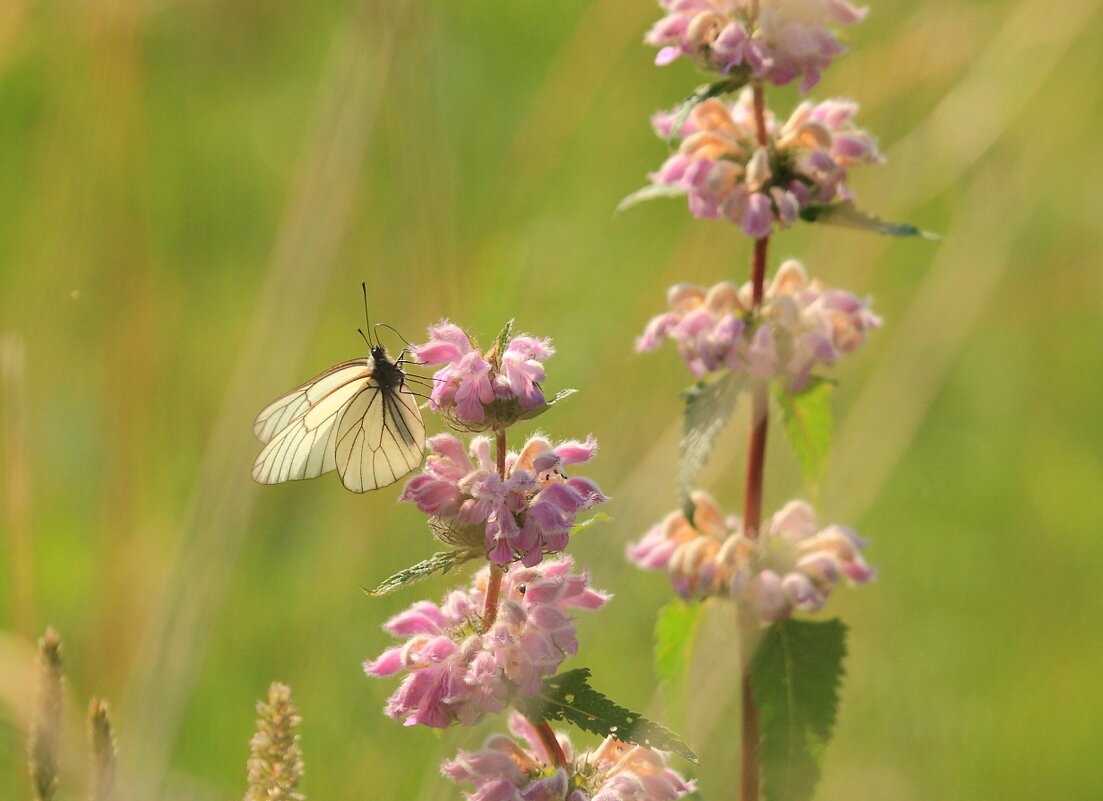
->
[629, 495, 875, 622]
[443, 712, 694, 801]
[411, 321, 561, 427]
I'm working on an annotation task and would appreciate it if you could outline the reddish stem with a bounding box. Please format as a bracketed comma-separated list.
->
[739, 81, 771, 801]
[482, 563, 504, 628]
[534, 719, 569, 769]
[752, 84, 768, 147]
[743, 236, 769, 539]
[751, 236, 768, 306]
[482, 428, 510, 628]
[743, 381, 769, 539]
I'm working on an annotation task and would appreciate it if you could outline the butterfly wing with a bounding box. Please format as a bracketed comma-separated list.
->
[251, 362, 373, 485]
[253, 359, 370, 444]
[334, 379, 425, 493]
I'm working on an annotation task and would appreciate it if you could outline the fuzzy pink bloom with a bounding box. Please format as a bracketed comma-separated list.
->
[645, 0, 867, 92]
[402, 433, 607, 566]
[627, 492, 873, 622]
[413, 321, 555, 425]
[443, 712, 695, 801]
[365, 558, 609, 729]
[636, 259, 881, 389]
[647, 91, 882, 237]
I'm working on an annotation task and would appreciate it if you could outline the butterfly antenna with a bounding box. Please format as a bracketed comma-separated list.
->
[375, 322, 415, 351]
[361, 281, 375, 348]
[357, 327, 371, 348]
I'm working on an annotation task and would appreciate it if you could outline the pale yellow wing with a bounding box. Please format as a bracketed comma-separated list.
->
[333, 380, 425, 493]
[251, 365, 372, 484]
[252, 360, 369, 444]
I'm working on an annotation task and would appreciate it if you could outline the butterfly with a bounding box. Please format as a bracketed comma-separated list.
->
[251, 326, 426, 493]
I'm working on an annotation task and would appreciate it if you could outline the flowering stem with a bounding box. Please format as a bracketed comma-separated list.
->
[482, 428, 510, 628]
[739, 82, 772, 801]
[752, 83, 768, 148]
[533, 719, 569, 768]
[482, 563, 504, 628]
[743, 384, 769, 539]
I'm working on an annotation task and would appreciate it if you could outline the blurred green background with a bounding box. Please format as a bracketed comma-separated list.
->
[1, 0, 1102, 799]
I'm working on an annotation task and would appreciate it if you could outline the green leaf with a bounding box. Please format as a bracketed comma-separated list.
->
[569, 512, 612, 537]
[492, 318, 515, 358]
[514, 388, 577, 422]
[679, 371, 746, 520]
[750, 619, 848, 801]
[774, 379, 834, 490]
[364, 550, 477, 597]
[666, 75, 749, 145]
[800, 201, 940, 240]
[654, 600, 704, 727]
[519, 668, 698, 763]
[616, 182, 688, 214]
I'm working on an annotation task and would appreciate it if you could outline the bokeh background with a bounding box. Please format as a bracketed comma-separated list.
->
[2, 0, 1102, 799]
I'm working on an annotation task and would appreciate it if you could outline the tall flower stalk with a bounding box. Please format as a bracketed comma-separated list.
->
[624, 1, 933, 799]
[362, 319, 698, 799]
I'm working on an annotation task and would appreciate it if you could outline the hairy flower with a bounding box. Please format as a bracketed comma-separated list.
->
[627, 491, 874, 621]
[401, 433, 607, 566]
[649, 91, 881, 237]
[646, 0, 867, 92]
[636, 259, 881, 389]
[413, 321, 556, 428]
[442, 711, 695, 801]
[365, 558, 609, 729]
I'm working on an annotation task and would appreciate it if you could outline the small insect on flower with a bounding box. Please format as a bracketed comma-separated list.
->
[251, 286, 426, 493]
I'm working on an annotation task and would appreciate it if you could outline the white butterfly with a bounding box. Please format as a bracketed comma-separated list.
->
[252, 344, 426, 493]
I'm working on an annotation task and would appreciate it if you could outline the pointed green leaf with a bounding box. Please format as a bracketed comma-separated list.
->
[654, 600, 704, 727]
[519, 668, 698, 763]
[616, 182, 688, 214]
[800, 201, 940, 240]
[774, 379, 834, 490]
[365, 550, 477, 597]
[569, 512, 612, 537]
[679, 371, 747, 520]
[667, 75, 749, 144]
[514, 388, 577, 422]
[750, 618, 848, 801]
[493, 318, 516, 358]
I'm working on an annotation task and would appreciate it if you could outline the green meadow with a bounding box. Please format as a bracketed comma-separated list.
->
[1, 0, 1101, 799]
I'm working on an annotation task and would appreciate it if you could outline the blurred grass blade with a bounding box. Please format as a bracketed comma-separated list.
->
[1, 334, 34, 637]
[121, 7, 414, 798]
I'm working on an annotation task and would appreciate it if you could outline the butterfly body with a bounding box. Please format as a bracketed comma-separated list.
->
[252, 344, 425, 492]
